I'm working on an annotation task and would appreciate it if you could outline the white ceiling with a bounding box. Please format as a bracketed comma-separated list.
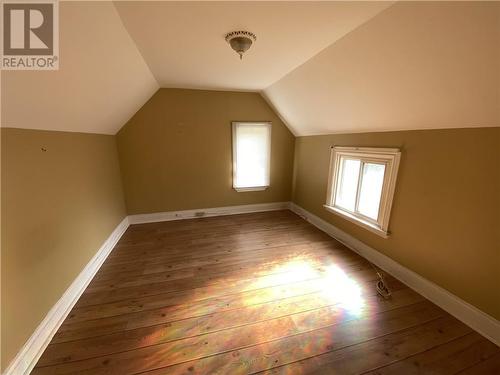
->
[264, 1, 500, 135]
[114, 1, 392, 91]
[1, 2, 158, 134]
[2, 1, 498, 136]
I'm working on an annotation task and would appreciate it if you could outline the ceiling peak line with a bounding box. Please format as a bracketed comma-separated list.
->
[112, 0, 160, 88]
[262, 1, 396, 91]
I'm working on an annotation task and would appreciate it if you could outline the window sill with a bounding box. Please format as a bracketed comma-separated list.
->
[234, 186, 269, 192]
[323, 205, 389, 239]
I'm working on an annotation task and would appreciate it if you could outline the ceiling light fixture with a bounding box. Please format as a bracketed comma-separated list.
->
[225, 31, 256, 60]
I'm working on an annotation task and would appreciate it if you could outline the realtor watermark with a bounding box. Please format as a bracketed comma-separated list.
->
[1, 0, 59, 70]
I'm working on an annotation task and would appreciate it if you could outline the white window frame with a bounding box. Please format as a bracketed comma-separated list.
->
[232, 121, 272, 192]
[324, 146, 401, 238]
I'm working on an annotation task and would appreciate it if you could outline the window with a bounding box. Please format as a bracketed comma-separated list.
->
[232, 122, 271, 192]
[325, 147, 401, 238]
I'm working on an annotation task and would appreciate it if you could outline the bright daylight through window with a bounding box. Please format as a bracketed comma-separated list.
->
[325, 147, 401, 237]
[232, 122, 271, 192]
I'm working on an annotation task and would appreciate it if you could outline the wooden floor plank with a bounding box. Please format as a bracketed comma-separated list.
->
[54, 269, 405, 344]
[33, 210, 499, 374]
[102, 239, 337, 271]
[456, 352, 500, 374]
[136, 302, 445, 375]
[107, 226, 332, 262]
[33, 302, 443, 374]
[108, 223, 322, 258]
[361, 332, 500, 375]
[85, 243, 353, 293]
[91, 240, 338, 283]
[258, 316, 474, 375]
[80, 249, 367, 306]
[37, 287, 423, 367]
[70, 261, 372, 323]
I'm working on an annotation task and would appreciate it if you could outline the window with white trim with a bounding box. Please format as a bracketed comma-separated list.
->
[232, 122, 271, 192]
[325, 147, 401, 238]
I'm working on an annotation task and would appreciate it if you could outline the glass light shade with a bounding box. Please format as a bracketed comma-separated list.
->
[229, 37, 253, 58]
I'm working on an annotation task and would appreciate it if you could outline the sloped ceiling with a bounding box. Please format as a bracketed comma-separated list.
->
[1, 1, 392, 134]
[1, 2, 158, 134]
[2, 1, 498, 136]
[114, 1, 392, 91]
[264, 1, 500, 135]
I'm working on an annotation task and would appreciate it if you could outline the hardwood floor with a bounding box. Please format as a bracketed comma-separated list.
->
[33, 210, 499, 374]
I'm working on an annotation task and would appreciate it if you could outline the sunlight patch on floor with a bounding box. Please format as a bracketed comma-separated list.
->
[242, 256, 365, 316]
[318, 264, 364, 316]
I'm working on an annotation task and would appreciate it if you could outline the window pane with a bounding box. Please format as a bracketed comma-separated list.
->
[335, 158, 360, 212]
[234, 123, 270, 188]
[358, 163, 385, 220]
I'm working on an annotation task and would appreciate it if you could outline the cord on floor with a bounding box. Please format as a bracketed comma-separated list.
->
[370, 263, 392, 299]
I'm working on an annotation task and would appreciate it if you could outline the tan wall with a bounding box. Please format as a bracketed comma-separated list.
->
[1, 128, 126, 370]
[292, 127, 500, 320]
[117, 89, 295, 214]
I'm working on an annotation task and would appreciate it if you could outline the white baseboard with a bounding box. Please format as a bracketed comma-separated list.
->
[4, 201, 292, 374]
[128, 201, 291, 224]
[290, 202, 500, 346]
[8, 200, 497, 375]
[3, 217, 130, 375]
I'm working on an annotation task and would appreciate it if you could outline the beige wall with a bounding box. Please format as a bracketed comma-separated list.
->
[292, 127, 500, 320]
[1, 128, 126, 370]
[117, 89, 295, 214]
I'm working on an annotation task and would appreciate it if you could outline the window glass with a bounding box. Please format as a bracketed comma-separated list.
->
[233, 123, 270, 189]
[335, 158, 360, 212]
[358, 163, 385, 220]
